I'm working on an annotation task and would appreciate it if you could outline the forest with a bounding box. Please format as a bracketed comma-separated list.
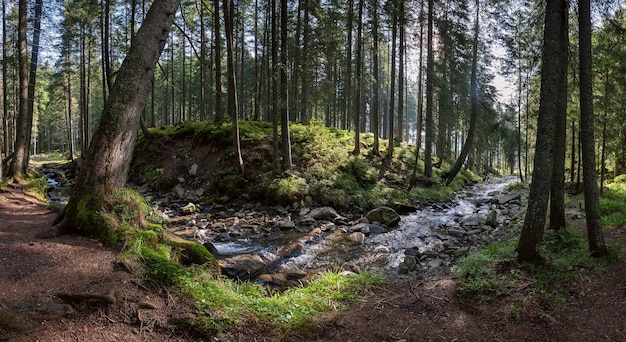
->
[1, 0, 626, 181]
[1, 0, 626, 340]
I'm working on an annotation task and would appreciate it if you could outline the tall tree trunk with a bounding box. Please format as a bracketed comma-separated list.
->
[412, 0, 425, 181]
[9, 0, 30, 178]
[344, 0, 353, 131]
[600, 70, 608, 195]
[578, 0, 607, 257]
[424, 0, 434, 178]
[549, 0, 569, 231]
[55, 0, 182, 239]
[103, 0, 113, 96]
[570, 119, 576, 182]
[352, 0, 363, 155]
[66, 55, 75, 161]
[213, 0, 223, 121]
[443, 0, 479, 185]
[301, 0, 311, 122]
[253, 0, 260, 121]
[386, 6, 397, 162]
[271, 0, 279, 170]
[396, 0, 405, 143]
[280, 0, 292, 171]
[371, 0, 380, 156]
[224, 0, 244, 174]
[517, 0, 568, 264]
[2, 0, 8, 168]
[199, 1, 207, 121]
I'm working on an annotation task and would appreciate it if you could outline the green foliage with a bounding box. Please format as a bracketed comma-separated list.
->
[179, 269, 386, 334]
[192, 120, 270, 147]
[139, 244, 188, 286]
[339, 156, 378, 190]
[453, 228, 623, 303]
[267, 171, 310, 204]
[452, 239, 519, 301]
[27, 176, 49, 202]
[600, 180, 626, 228]
[133, 120, 479, 210]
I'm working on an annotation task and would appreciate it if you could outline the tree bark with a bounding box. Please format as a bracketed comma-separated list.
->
[386, 5, 397, 162]
[396, 0, 405, 143]
[213, 0, 223, 121]
[352, 0, 363, 155]
[280, 0, 292, 171]
[9, 0, 29, 178]
[578, 0, 608, 257]
[2, 0, 8, 172]
[424, 0, 434, 178]
[224, 0, 244, 175]
[55, 0, 181, 238]
[549, 0, 569, 231]
[371, 0, 380, 156]
[517, 0, 568, 263]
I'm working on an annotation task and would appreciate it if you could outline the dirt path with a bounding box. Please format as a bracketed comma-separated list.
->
[0, 183, 192, 341]
[1, 183, 625, 341]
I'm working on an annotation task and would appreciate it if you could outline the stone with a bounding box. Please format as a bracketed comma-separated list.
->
[189, 163, 198, 176]
[495, 192, 521, 205]
[404, 255, 419, 271]
[390, 202, 416, 215]
[306, 206, 342, 221]
[453, 246, 470, 257]
[486, 209, 497, 227]
[349, 223, 369, 233]
[368, 224, 387, 234]
[404, 247, 421, 257]
[347, 232, 365, 244]
[172, 184, 185, 198]
[219, 254, 266, 280]
[276, 220, 296, 230]
[365, 206, 401, 227]
[203, 242, 219, 256]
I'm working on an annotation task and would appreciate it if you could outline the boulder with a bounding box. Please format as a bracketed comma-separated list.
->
[306, 206, 342, 221]
[495, 192, 521, 205]
[218, 254, 266, 280]
[365, 207, 401, 227]
[486, 209, 497, 227]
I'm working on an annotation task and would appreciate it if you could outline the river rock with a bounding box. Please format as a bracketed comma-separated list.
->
[173, 184, 185, 198]
[495, 192, 521, 205]
[404, 255, 419, 271]
[349, 223, 369, 233]
[365, 207, 401, 227]
[368, 224, 387, 234]
[306, 206, 342, 221]
[189, 163, 198, 176]
[276, 220, 296, 230]
[219, 254, 266, 280]
[486, 209, 497, 227]
[347, 232, 365, 244]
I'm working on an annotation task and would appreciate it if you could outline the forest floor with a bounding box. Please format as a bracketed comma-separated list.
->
[1, 181, 625, 342]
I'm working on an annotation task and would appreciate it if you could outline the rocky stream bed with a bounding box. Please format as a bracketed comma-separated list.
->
[41, 163, 525, 288]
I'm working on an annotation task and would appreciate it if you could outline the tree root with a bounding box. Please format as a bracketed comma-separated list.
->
[56, 291, 117, 311]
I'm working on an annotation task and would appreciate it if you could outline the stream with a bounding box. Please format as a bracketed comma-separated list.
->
[40, 163, 525, 285]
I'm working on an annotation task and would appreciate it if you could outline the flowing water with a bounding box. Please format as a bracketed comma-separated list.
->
[204, 176, 520, 277]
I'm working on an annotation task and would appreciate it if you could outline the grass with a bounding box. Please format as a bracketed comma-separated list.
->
[113, 210, 386, 337]
[127, 227, 386, 335]
[452, 227, 623, 303]
[600, 178, 626, 228]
